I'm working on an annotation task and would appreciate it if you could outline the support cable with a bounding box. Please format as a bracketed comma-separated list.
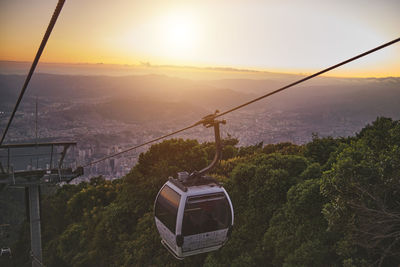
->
[215, 37, 400, 118]
[0, 0, 66, 146]
[82, 36, 400, 168]
[82, 123, 198, 167]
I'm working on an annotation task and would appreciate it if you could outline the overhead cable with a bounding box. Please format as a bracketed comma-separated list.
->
[215, 37, 400, 118]
[83, 37, 400, 167]
[0, 0, 66, 146]
[82, 124, 198, 167]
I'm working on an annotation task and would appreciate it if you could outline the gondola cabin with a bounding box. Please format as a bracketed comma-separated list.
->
[154, 172, 234, 259]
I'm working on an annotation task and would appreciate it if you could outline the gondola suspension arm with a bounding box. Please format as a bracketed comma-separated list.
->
[192, 110, 226, 177]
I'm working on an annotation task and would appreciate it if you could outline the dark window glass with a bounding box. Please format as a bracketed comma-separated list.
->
[182, 193, 232, 236]
[155, 185, 181, 233]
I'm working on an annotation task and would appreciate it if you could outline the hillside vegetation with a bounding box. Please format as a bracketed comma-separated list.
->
[5, 117, 400, 266]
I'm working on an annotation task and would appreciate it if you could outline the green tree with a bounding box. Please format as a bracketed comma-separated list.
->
[11, 117, 399, 267]
[263, 142, 304, 156]
[304, 134, 342, 168]
[321, 118, 400, 266]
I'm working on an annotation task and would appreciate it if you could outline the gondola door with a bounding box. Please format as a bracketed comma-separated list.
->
[154, 184, 182, 253]
[181, 191, 233, 256]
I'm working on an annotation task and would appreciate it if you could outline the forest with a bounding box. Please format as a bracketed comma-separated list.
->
[2, 117, 400, 267]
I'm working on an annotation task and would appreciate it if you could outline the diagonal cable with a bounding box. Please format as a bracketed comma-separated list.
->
[0, 0, 66, 145]
[82, 37, 400, 167]
[82, 123, 199, 167]
[215, 37, 400, 118]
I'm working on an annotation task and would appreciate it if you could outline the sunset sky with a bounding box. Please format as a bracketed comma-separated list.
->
[1, 0, 399, 77]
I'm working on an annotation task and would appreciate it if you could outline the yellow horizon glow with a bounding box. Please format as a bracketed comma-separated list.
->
[1, 1, 399, 78]
[0, 59, 397, 79]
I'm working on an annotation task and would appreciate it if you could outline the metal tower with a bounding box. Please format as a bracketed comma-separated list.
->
[0, 142, 83, 267]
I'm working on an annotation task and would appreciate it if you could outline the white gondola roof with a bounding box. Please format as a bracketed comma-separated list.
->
[166, 180, 224, 196]
[186, 184, 224, 196]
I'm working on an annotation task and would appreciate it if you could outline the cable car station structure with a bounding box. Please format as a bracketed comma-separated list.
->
[0, 142, 83, 267]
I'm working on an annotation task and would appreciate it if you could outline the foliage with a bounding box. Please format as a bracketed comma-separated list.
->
[304, 133, 344, 168]
[321, 118, 400, 266]
[263, 142, 305, 156]
[7, 117, 400, 266]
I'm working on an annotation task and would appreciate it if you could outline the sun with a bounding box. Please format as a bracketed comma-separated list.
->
[159, 12, 200, 59]
[167, 18, 193, 47]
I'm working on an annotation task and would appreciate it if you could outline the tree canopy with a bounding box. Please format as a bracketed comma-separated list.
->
[5, 117, 400, 267]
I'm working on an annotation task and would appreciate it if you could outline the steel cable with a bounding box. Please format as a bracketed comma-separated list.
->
[0, 0, 66, 145]
[83, 37, 400, 167]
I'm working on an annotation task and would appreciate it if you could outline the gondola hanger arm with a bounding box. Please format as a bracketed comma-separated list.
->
[191, 110, 226, 178]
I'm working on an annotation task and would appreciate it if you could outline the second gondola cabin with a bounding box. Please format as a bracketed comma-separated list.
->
[154, 172, 234, 259]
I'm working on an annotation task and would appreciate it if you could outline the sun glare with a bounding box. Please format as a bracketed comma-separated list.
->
[158, 11, 200, 60]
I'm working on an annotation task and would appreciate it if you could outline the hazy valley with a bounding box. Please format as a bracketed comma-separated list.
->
[1, 67, 399, 179]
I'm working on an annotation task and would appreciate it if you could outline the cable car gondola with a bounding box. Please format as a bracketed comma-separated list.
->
[154, 115, 234, 259]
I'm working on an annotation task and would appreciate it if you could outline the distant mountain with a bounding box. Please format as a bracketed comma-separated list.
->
[206, 77, 400, 115]
[47, 97, 207, 124]
[0, 73, 251, 101]
[1, 73, 399, 138]
[0, 75, 25, 106]
[0, 73, 253, 123]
